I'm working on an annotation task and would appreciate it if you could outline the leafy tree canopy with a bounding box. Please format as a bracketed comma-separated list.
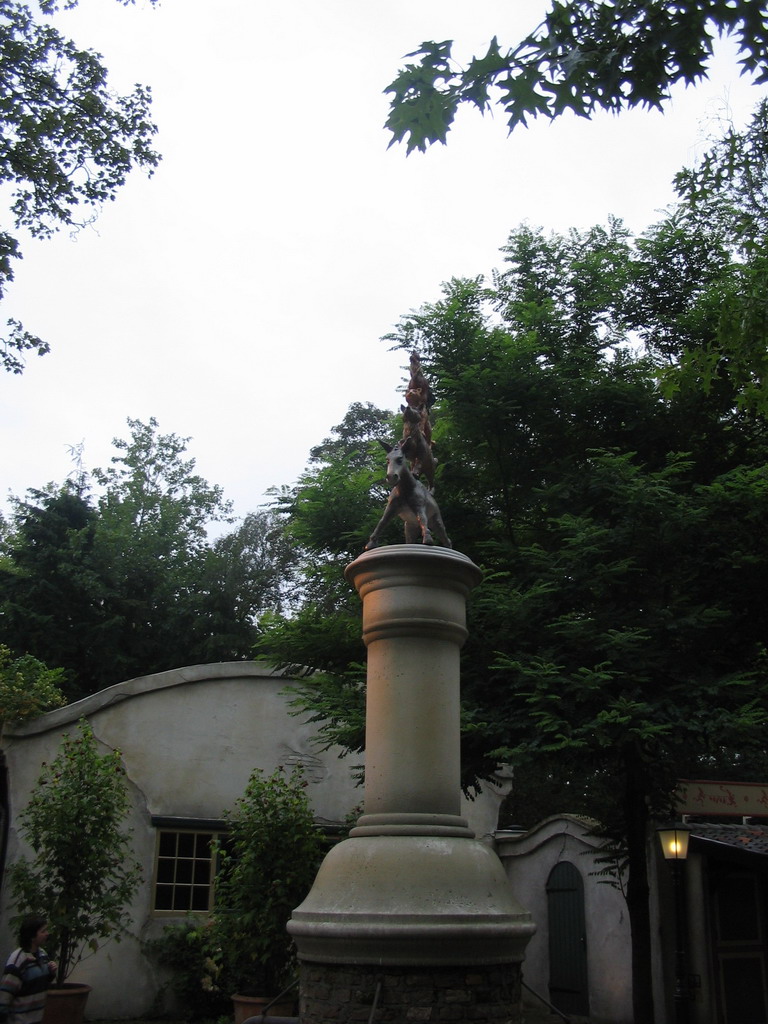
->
[258, 201, 768, 1022]
[253, 404, 396, 756]
[1, 0, 160, 372]
[0, 418, 292, 698]
[385, 0, 768, 153]
[666, 98, 768, 413]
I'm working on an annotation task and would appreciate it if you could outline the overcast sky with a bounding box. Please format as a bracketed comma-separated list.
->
[2, 0, 765, 530]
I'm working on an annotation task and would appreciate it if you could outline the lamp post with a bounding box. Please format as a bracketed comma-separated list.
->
[657, 823, 692, 1024]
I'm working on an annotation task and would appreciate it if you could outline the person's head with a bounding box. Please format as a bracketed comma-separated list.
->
[18, 915, 47, 952]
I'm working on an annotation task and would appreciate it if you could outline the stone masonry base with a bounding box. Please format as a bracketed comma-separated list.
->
[298, 961, 523, 1023]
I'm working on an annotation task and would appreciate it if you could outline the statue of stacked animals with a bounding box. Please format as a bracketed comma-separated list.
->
[365, 352, 451, 550]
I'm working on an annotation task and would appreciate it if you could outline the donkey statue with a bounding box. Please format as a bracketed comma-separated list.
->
[365, 438, 451, 550]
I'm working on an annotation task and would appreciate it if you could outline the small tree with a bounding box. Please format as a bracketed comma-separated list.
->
[213, 766, 325, 997]
[9, 720, 142, 983]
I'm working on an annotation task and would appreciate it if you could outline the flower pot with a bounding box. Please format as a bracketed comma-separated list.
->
[232, 992, 295, 1023]
[42, 984, 92, 1024]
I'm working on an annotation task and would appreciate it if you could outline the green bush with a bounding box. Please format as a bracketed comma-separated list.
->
[213, 766, 325, 996]
[151, 766, 325, 1009]
[0, 645, 65, 730]
[150, 918, 229, 1020]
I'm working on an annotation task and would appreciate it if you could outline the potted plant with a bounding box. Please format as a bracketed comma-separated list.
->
[8, 719, 142, 1023]
[213, 766, 325, 1023]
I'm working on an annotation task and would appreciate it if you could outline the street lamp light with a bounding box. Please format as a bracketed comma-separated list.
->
[657, 823, 692, 1024]
[657, 823, 691, 862]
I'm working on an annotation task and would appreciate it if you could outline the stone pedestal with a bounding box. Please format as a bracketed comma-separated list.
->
[289, 546, 534, 1022]
[298, 963, 522, 1023]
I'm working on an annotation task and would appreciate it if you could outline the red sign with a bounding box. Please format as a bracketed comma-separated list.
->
[677, 779, 768, 817]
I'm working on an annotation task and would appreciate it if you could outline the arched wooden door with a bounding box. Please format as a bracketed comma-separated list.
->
[0, 752, 8, 891]
[547, 860, 590, 1016]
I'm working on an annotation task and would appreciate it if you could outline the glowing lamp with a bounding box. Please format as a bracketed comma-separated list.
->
[657, 823, 691, 861]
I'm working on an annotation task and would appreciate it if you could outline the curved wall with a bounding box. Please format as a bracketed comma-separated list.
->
[0, 662, 360, 1018]
[0, 661, 503, 1019]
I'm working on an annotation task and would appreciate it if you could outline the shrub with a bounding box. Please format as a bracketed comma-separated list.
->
[213, 766, 325, 996]
[150, 917, 229, 1020]
[0, 646, 65, 730]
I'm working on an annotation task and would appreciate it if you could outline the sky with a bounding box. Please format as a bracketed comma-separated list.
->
[2, 0, 766, 531]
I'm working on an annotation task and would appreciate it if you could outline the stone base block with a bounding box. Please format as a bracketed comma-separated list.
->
[298, 961, 523, 1023]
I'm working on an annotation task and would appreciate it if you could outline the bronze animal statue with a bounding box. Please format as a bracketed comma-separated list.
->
[365, 438, 451, 550]
[403, 389, 432, 443]
[404, 353, 433, 443]
[399, 407, 436, 489]
[406, 351, 434, 413]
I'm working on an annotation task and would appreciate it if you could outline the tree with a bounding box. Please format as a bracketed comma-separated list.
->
[9, 719, 142, 983]
[198, 509, 301, 662]
[385, 0, 768, 153]
[88, 417, 236, 682]
[385, 242, 768, 1022]
[251, 404, 399, 762]
[257, 401, 396, 644]
[258, 219, 768, 1023]
[307, 402, 397, 472]
[660, 98, 768, 414]
[0, 485, 111, 698]
[282, 401, 398, 572]
[1, 0, 160, 373]
[93, 416, 231, 540]
[477, 449, 768, 1021]
[252, 403, 399, 750]
[0, 418, 289, 697]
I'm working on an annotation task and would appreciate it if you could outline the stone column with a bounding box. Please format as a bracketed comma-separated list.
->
[289, 545, 534, 1022]
[352, 544, 477, 833]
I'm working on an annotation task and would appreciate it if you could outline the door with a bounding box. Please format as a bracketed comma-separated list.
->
[547, 860, 590, 1016]
[712, 868, 768, 1024]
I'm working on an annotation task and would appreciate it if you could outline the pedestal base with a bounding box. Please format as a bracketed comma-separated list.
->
[299, 961, 523, 1023]
[289, 834, 534, 965]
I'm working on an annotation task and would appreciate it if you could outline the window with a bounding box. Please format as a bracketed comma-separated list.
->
[151, 817, 227, 915]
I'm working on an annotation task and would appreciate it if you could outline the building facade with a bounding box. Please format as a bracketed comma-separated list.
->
[0, 662, 506, 1019]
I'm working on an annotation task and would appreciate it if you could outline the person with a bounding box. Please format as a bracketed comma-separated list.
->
[0, 915, 57, 1024]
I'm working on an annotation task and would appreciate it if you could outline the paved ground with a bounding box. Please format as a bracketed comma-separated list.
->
[88, 1006, 587, 1024]
[90, 1015, 582, 1024]
[522, 1008, 577, 1023]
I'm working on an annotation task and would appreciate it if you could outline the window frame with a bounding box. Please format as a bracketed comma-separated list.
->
[150, 816, 227, 917]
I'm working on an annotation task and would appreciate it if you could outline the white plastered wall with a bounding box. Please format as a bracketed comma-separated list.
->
[0, 662, 503, 1019]
[496, 815, 634, 1024]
